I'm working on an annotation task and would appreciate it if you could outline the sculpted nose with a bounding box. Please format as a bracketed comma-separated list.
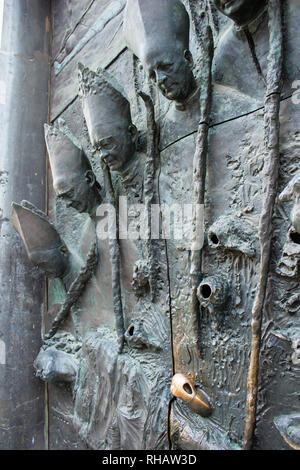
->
[100, 149, 109, 162]
[157, 71, 167, 85]
[101, 148, 109, 157]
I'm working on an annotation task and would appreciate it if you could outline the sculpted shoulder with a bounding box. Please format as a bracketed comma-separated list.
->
[212, 21, 267, 102]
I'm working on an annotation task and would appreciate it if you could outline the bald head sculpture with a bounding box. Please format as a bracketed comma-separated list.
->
[45, 124, 101, 216]
[78, 64, 137, 173]
[123, 0, 195, 102]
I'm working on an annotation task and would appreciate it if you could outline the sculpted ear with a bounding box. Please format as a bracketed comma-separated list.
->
[128, 124, 137, 143]
[85, 170, 96, 187]
[184, 50, 194, 69]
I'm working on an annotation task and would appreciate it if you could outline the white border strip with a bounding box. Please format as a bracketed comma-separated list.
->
[0, 0, 4, 50]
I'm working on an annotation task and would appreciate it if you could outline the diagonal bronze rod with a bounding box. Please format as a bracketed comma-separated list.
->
[44, 241, 98, 340]
[243, 0, 283, 450]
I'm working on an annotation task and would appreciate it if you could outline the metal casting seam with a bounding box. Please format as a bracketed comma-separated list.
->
[155, 96, 176, 449]
[45, 0, 54, 448]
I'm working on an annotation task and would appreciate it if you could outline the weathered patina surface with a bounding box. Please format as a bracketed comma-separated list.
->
[8, 0, 300, 450]
[0, 0, 51, 450]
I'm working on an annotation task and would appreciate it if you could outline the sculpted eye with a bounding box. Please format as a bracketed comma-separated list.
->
[162, 64, 172, 72]
[63, 190, 74, 199]
[98, 139, 114, 151]
[149, 70, 156, 83]
[59, 245, 68, 255]
[102, 142, 113, 150]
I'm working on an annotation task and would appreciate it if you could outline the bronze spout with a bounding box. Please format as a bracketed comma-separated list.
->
[170, 373, 212, 417]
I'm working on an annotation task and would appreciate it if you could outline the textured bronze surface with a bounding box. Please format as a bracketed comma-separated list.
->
[7, 0, 300, 451]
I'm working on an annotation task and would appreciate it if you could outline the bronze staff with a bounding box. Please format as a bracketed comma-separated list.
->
[243, 0, 283, 450]
[44, 241, 98, 340]
[138, 91, 159, 303]
[190, 24, 214, 348]
[101, 161, 125, 354]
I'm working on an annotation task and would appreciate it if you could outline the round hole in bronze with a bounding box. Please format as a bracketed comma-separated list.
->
[209, 233, 219, 245]
[128, 326, 135, 336]
[201, 284, 212, 299]
[183, 383, 193, 395]
[290, 231, 300, 245]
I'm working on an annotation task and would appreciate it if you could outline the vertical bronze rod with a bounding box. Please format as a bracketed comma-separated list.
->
[190, 25, 214, 342]
[138, 91, 159, 302]
[102, 162, 125, 353]
[243, 0, 283, 450]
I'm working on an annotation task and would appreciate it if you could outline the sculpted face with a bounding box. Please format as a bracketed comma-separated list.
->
[30, 247, 68, 278]
[54, 172, 97, 214]
[213, 0, 267, 26]
[34, 347, 78, 383]
[91, 124, 137, 172]
[78, 65, 136, 172]
[144, 49, 194, 102]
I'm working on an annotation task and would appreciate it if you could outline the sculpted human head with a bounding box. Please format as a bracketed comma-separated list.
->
[78, 64, 137, 173]
[213, 0, 267, 27]
[44, 124, 100, 215]
[143, 48, 194, 102]
[123, 0, 195, 102]
[53, 170, 98, 214]
[85, 121, 137, 173]
[11, 201, 69, 278]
